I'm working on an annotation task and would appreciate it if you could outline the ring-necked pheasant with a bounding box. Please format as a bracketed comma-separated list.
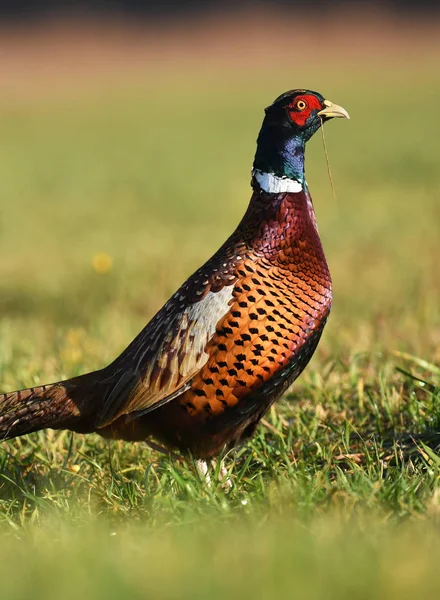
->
[0, 90, 349, 460]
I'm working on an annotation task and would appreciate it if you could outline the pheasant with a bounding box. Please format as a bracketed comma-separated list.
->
[0, 90, 349, 462]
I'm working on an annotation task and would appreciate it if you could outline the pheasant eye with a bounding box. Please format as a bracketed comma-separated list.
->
[295, 100, 307, 111]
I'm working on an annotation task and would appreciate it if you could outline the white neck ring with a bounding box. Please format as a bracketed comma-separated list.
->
[252, 169, 303, 194]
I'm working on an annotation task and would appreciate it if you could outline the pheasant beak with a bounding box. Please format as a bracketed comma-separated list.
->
[318, 100, 350, 120]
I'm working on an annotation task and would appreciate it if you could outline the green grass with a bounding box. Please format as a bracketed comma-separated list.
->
[0, 47, 440, 598]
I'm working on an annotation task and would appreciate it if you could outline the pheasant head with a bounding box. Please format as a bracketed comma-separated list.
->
[253, 89, 349, 192]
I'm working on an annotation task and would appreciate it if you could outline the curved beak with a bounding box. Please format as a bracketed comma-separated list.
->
[318, 99, 350, 120]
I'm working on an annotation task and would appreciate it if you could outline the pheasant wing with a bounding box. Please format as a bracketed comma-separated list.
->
[96, 280, 236, 426]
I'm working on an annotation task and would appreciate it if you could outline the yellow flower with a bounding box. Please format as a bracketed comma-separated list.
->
[92, 252, 113, 274]
[66, 328, 84, 346]
[61, 347, 83, 364]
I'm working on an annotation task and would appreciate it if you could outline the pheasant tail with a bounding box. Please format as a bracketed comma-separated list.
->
[0, 372, 103, 440]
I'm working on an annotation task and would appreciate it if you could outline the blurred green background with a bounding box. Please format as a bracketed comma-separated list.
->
[0, 10, 439, 599]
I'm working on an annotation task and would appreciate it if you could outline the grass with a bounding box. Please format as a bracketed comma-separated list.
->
[0, 37, 440, 598]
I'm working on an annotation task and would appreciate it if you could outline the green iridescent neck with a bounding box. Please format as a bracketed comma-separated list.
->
[253, 120, 306, 184]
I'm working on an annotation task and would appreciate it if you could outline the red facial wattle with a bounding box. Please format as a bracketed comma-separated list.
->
[287, 94, 324, 127]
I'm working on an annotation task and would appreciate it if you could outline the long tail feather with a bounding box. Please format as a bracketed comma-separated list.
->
[0, 371, 103, 440]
